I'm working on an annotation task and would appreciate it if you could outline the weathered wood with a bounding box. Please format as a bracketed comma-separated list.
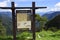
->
[15, 7, 47, 9]
[0, 7, 11, 9]
[32, 2, 36, 40]
[11, 2, 16, 40]
[0, 7, 47, 9]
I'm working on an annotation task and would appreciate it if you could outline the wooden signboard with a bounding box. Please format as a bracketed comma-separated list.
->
[16, 10, 31, 31]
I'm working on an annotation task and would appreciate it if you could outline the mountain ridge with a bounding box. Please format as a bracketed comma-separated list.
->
[42, 11, 60, 20]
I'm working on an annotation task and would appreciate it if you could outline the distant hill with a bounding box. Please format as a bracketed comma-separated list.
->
[0, 12, 12, 18]
[42, 11, 60, 20]
[0, 12, 12, 35]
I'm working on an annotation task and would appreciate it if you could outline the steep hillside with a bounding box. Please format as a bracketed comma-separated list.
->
[45, 15, 60, 30]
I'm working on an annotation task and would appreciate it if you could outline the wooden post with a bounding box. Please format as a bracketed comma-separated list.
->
[11, 2, 16, 40]
[32, 2, 36, 40]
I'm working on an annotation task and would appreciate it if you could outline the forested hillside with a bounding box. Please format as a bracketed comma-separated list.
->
[0, 19, 6, 36]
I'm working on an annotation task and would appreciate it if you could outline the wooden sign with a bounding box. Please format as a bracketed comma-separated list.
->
[16, 10, 31, 31]
[0, 2, 47, 40]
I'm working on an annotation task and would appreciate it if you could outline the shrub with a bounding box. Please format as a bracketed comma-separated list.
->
[17, 32, 32, 40]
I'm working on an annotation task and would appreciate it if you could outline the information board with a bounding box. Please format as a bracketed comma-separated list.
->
[16, 10, 31, 30]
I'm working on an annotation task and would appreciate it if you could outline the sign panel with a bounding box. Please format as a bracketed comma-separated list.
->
[16, 10, 31, 30]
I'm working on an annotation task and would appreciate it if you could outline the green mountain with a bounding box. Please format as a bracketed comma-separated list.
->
[45, 15, 60, 30]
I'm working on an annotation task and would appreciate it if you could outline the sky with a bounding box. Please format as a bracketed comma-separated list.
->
[0, 0, 60, 15]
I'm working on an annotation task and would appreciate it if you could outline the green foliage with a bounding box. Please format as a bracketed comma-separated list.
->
[48, 27, 58, 32]
[35, 14, 47, 22]
[36, 30, 60, 40]
[35, 14, 42, 21]
[0, 36, 13, 40]
[0, 30, 60, 40]
[35, 14, 48, 31]
[0, 19, 6, 36]
[45, 15, 60, 31]
[17, 32, 32, 40]
[41, 16, 48, 21]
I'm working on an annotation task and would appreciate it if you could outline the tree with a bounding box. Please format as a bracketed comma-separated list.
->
[35, 14, 42, 21]
[35, 14, 47, 22]
[35, 14, 48, 31]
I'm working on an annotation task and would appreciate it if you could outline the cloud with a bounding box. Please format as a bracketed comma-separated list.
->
[0, 0, 13, 12]
[0, 9, 11, 12]
[36, 9, 46, 13]
[36, 7, 50, 13]
[50, 2, 60, 11]
[36, 2, 60, 13]
[0, 0, 10, 12]
[0, 0, 12, 7]
[0, 1, 7, 7]
[55, 2, 60, 7]
[15, 4, 18, 7]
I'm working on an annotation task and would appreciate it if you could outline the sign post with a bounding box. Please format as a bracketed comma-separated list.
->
[0, 2, 47, 40]
[11, 2, 16, 40]
[32, 2, 36, 40]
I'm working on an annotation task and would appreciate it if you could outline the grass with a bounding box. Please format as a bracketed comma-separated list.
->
[36, 30, 60, 40]
[0, 30, 60, 40]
